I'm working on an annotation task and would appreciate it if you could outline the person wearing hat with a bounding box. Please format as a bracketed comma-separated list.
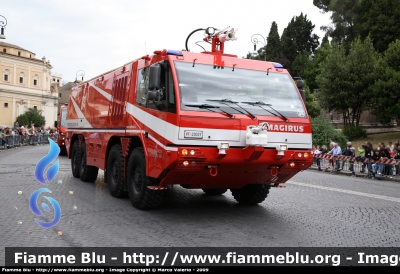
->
[340, 141, 353, 171]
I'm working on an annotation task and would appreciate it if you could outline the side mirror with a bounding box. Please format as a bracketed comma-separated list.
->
[300, 89, 306, 102]
[147, 90, 160, 101]
[296, 79, 305, 89]
[149, 64, 161, 90]
[54, 121, 58, 127]
[294, 78, 306, 102]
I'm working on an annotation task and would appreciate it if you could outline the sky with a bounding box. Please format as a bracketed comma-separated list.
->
[1, 0, 332, 83]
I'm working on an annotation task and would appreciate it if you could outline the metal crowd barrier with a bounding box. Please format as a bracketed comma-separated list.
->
[1, 133, 58, 149]
[313, 154, 400, 177]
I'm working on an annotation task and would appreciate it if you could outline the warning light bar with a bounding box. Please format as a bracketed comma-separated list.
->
[161, 49, 183, 56]
[273, 62, 284, 68]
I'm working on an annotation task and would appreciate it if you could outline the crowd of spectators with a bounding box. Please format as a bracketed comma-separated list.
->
[312, 138, 400, 180]
[0, 122, 58, 150]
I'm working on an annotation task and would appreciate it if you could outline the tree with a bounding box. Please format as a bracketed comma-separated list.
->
[356, 0, 400, 53]
[16, 107, 46, 127]
[321, 33, 330, 46]
[243, 52, 256, 59]
[316, 36, 379, 126]
[313, 0, 331, 12]
[303, 40, 332, 92]
[291, 52, 310, 79]
[248, 22, 282, 62]
[281, 13, 320, 72]
[265, 21, 281, 62]
[370, 39, 400, 124]
[311, 117, 348, 149]
[315, 42, 348, 117]
[314, 0, 361, 52]
[304, 85, 321, 118]
[344, 36, 379, 125]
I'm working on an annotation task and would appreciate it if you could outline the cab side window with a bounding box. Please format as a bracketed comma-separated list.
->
[136, 67, 149, 107]
[167, 67, 176, 112]
[144, 61, 176, 113]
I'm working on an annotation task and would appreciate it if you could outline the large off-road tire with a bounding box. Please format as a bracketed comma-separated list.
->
[79, 142, 99, 182]
[106, 144, 127, 198]
[71, 141, 81, 178]
[230, 184, 270, 205]
[127, 147, 164, 209]
[202, 188, 227, 195]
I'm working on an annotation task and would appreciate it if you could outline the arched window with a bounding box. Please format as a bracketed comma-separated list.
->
[33, 74, 39, 86]
[3, 69, 10, 82]
[19, 72, 25, 84]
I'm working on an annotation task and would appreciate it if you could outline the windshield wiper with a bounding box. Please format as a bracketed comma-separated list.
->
[241, 101, 289, 122]
[206, 99, 257, 119]
[185, 104, 234, 118]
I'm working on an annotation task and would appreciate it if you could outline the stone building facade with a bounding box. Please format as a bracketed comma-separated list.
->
[0, 41, 61, 128]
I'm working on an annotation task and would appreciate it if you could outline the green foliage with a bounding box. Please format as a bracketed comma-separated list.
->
[15, 115, 30, 127]
[314, 0, 361, 52]
[315, 0, 400, 53]
[311, 117, 348, 149]
[302, 40, 332, 92]
[370, 39, 400, 124]
[244, 52, 256, 59]
[357, 0, 400, 53]
[15, 108, 46, 127]
[313, 0, 331, 13]
[291, 52, 309, 79]
[265, 21, 281, 62]
[321, 33, 329, 46]
[342, 125, 367, 141]
[316, 36, 379, 126]
[249, 22, 282, 62]
[344, 36, 378, 124]
[281, 12, 320, 72]
[315, 42, 348, 112]
[304, 85, 321, 118]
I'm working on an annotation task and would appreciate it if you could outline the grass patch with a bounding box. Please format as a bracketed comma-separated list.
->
[351, 131, 400, 152]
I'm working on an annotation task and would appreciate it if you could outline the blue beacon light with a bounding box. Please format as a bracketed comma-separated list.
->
[272, 62, 284, 68]
[163, 49, 183, 56]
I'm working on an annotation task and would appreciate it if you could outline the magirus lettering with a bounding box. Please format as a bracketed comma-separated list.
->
[267, 124, 304, 132]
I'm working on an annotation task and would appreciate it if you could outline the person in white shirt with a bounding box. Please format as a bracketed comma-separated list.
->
[328, 142, 342, 170]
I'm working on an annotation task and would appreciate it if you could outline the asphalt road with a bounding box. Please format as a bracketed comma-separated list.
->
[1, 144, 400, 265]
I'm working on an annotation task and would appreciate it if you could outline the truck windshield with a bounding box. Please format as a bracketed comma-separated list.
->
[174, 61, 307, 118]
[61, 108, 67, 128]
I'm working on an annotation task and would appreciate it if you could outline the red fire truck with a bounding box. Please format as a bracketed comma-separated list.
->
[57, 103, 68, 155]
[65, 26, 313, 209]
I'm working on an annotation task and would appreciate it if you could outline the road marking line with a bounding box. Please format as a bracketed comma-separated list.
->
[287, 181, 400, 203]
